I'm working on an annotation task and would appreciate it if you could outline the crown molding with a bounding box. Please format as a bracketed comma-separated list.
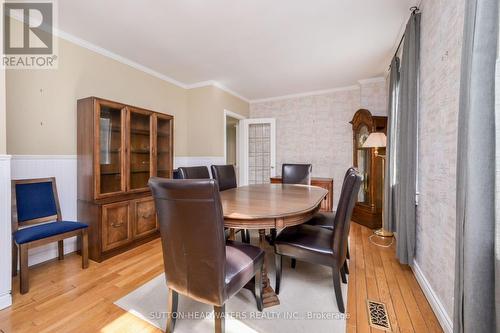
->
[357, 76, 386, 85]
[250, 85, 360, 104]
[55, 29, 190, 89]
[186, 80, 250, 103]
[52, 27, 252, 103]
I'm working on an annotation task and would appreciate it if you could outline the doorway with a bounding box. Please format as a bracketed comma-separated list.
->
[224, 110, 245, 183]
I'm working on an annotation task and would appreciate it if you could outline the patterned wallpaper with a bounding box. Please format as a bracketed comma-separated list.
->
[416, 0, 465, 319]
[249, 81, 387, 208]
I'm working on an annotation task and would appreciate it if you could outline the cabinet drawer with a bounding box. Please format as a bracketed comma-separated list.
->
[102, 202, 132, 251]
[133, 198, 158, 238]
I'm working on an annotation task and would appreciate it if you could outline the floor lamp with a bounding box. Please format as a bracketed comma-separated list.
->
[362, 132, 394, 238]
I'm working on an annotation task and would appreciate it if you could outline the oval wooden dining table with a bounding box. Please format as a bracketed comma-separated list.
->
[220, 183, 328, 308]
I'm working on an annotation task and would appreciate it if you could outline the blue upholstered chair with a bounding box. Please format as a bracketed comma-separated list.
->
[11, 177, 89, 294]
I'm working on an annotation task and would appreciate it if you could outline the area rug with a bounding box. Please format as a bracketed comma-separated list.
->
[115, 242, 348, 333]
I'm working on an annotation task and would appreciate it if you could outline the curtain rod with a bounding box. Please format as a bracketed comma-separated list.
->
[391, 6, 420, 61]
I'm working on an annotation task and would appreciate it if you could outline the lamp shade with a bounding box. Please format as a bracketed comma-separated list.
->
[362, 132, 387, 148]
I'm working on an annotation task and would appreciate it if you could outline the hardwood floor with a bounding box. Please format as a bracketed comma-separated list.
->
[346, 223, 442, 333]
[0, 223, 442, 333]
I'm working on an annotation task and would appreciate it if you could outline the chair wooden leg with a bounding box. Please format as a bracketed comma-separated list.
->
[166, 288, 179, 333]
[12, 241, 18, 277]
[81, 229, 89, 269]
[58, 240, 64, 260]
[343, 260, 349, 275]
[214, 304, 225, 333]
[340, 266, 347, 284]
[19, 244, 29, 294]
[255, 261, 263, 311]
[332, 265, 345, 313]
[245, 230, 251, 243]
[275, 254, 282, 294]
[290, 258, 296, 269]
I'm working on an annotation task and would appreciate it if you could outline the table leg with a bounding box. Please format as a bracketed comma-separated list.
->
[228, 228, 236, 241]
[258, 229, 280, 308]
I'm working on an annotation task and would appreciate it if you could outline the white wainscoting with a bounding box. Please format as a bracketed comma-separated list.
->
[174, 156, 225, 175]
[0, 155, 12, 310]
[412, 261, 453, 333]
[10, 155, 225, 268]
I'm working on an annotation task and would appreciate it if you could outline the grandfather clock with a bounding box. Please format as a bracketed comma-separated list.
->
[350, 109, 387, 229]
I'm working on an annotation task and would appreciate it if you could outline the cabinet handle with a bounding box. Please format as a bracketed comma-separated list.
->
[111, 222, 124, 228]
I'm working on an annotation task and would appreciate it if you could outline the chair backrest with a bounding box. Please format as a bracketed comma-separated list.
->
[331, 169, 362, 263]
[177, 166, 210, 179]
[11, 178, 62, 232]
[210, 165, 237, 191]
[148, 178, 227, 306]
[282, 163, 312, 185]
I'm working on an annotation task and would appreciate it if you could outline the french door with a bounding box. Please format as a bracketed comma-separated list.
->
[239, 118, 276, 185]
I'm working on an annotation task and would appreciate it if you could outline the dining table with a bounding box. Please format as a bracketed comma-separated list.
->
[220, 183, 328, 308]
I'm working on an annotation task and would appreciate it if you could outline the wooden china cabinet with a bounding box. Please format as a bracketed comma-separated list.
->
[77, 97, 173, 262]
[350, 109, 387, 229]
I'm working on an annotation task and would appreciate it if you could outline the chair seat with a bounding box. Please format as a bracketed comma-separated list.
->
[275, 224, 335, 266]
[14, 221, 88, 244]
[225, 240, 265, 297]
[306, 211, 335, 230]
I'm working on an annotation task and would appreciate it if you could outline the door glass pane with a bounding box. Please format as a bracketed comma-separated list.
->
[157, 117, 172, 178]
[356, 125, 370, 203]
[99, 106, 122, 194]
[129, 112, 151, 189]
[248, 123, 271, 184]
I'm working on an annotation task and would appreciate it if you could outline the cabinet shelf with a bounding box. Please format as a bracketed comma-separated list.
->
[130, 128, 151, 136]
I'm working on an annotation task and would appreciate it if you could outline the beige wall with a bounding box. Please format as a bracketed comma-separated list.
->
[187, 85, 249, 157]
[6, 38, 188, 155]
[0, 66, 5, 155]
[6, 37, 249, 157]
[0, 7, 5, 155]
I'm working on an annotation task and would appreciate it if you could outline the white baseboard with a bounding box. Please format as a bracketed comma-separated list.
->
[10, 154, 225, 267]
[412, 261, 453, 333]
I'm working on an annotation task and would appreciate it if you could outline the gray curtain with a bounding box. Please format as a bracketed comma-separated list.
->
[383, 56, 400, 233]
[453, 0, 498, 332]
[395, 12, 420, 264]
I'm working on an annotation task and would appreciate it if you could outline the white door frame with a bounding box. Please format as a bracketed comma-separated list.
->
[239, 118, 276, 186]
[223, 110, 246, 181]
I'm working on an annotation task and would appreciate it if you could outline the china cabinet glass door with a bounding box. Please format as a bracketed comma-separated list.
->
[156, 115, 172, 178]
[98, 103, 125, 195]
[356, 124, 371, 203]
[128, 109, 152, 190]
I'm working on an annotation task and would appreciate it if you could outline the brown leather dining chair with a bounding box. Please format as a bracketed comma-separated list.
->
[282, 163, 312, 185]
[304, 167, 356, 271]
[177, 166, 210, 179]
[269, 163, 313, 248]
[210, 164, 238, 191]
[149, 178, 264, 333]
[273, 169, 361, 313]
[210, 164, 250, 243]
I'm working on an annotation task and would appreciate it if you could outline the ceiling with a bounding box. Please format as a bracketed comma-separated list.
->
[58, 0, 418, 101]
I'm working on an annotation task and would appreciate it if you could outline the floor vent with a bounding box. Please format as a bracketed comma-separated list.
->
[367, 299, 391, 331]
